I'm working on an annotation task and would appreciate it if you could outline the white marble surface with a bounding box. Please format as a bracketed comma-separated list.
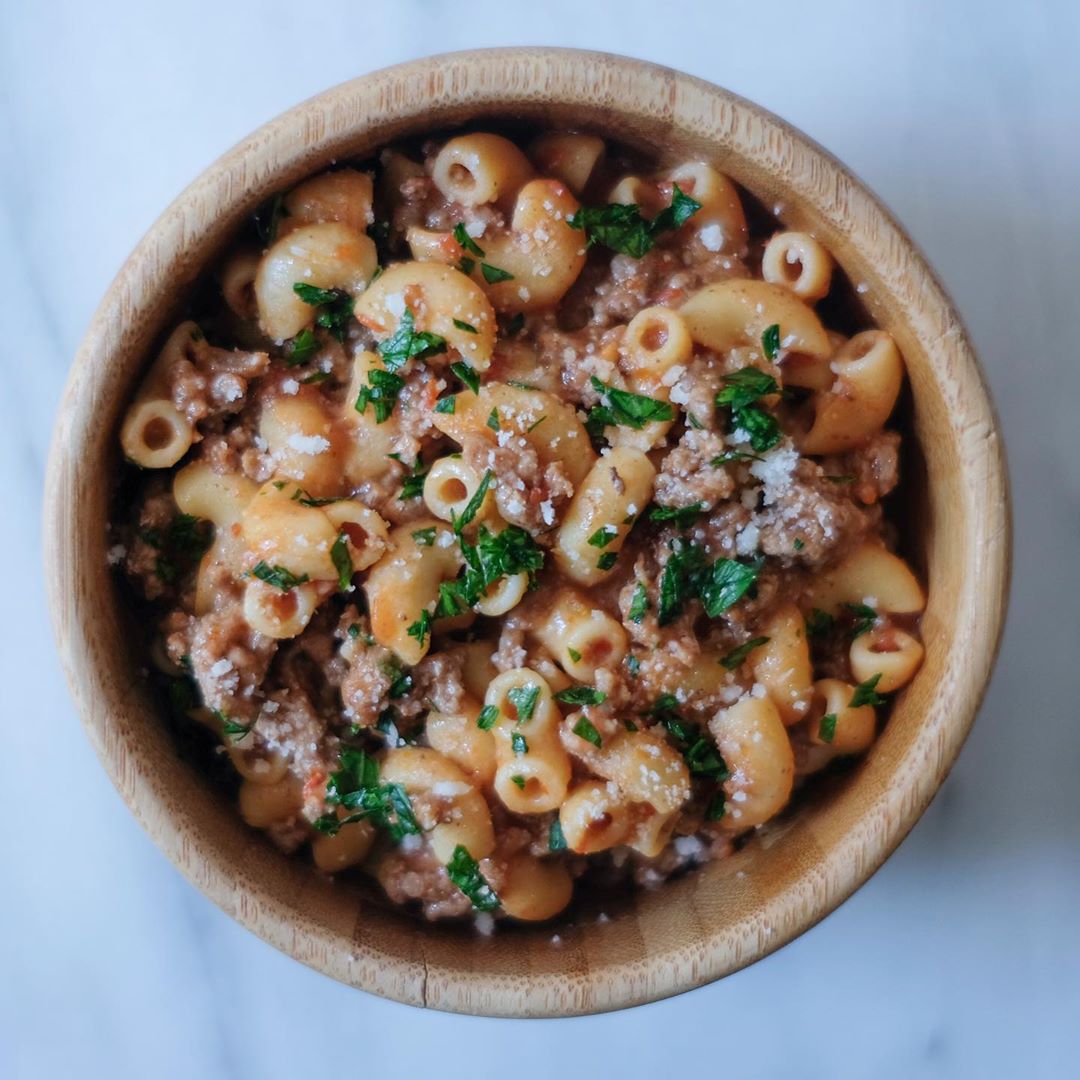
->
[2, 1, 1078, 1076]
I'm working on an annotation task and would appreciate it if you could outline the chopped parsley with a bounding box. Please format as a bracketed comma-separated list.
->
[698, 557, 761, 618]
[628, 582, 649, 623]
[710, 449, 764, 467]
[347, 623, 361, 640]
[548, 818, 567, 852]
[219, 712, 255, 741]
[476, 705, 499, 731]
[588, 525, 618, 548]
[719, 636, 770, 671]
[292, 283, 354, 342]
[626, 655, 641, 678]
[480, 262, 514, 284]
[251, 561, 309, 591]
[301, 371, 330, 384]
[486, 407, 501, 432]
[397, 457, 428, 500]
[649, 502, 705, 528]
[406, 609, 432, 647]
[571, 715, 603, 747]
[453, 223, 485, 257]
[312, 748, 420, 840]
[148, 513, 213, 584]
[850, 673, 886, 708]
[716, 367, 782, 453]
[761, 323, 781, 361]
[511, 731, 528, 755]
[355, 366, 405, 424]
[705, 794, 727, 821]
[555, 686, 607, 706]
[567, 184, 701, 257]
[458, 255, 475, 275]
[436, 521, 544, 616]
[452, 318, 478, 334]
[446, 844, 499, 911]
[411, 527, 437, 547]
[449, 360, 480, 393]
[844, 602, 878, 639]
[254, 191, 286, 245]
[451, 469, 493, 532]
[510, 774, 526, 789]
[285, 328, 319, 366]
[587, 375, 675, 433]
[376, 307, 447, 371]
[597, 552, 618, 571]
[567, 647, 582, 663]
[806, 608, 835, 639]
[434, 395, 456, 414]
[507, 683, 540, 723]
[818, 712, 838, 744]
[330, 533, 353, 591]
[647, 695, 729, 779]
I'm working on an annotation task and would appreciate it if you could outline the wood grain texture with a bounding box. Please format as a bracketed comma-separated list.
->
[43, 48, 1010, 1017]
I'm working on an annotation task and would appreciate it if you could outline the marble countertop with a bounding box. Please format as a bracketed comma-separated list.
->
[3, 1, 1078, 1076]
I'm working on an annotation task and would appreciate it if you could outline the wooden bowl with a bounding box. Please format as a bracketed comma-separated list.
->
[44, 48, 1010, 1016]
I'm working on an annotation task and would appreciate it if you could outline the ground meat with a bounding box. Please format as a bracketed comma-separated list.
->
[463, 434, 573, 534]
[124, 491, 177, 601]
[375, 838, 474, 920]
[254, 687, 334, 779]
[492, 611, 529, 672]
[186, 606, 278, 723]
[168, 336, 269, 427]
[824, 430, 902, 506]
[653, 428, 736, 508]
[668, 354, 725, 429]
[340, 638, 399, 728]
[757, 459, 878, 569]
[398, 651, 466, 722]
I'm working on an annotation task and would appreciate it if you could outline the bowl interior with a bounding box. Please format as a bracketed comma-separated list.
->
[45, 49, 1009, 1017]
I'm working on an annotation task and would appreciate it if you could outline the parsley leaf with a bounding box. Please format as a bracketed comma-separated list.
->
[719, 635, 770, 670]
[588, 525, 618, 548]
[486, 407, 500, 431]
[508, 683, 540, 723]
[219, 713, 255, 741]
[330, 533, 353, 591]
[313, 748, 421, 841]
[251, 561, 309, 591]
[452, 470, 493, 532]
[510, 774, 526, 789]
[716, 367, 780, 410]
[476, 705, 499, 731]
[511, 731, 528, 755]
[254, 192, 286, 245]
[412, 527, 437, 547]
[555, 686, 608, 706]
[458, 255, 475, 275]
[567, 184, 701, 257]
[710, 449, 764, 466]
[376, 307, 447, 372]
[452, 318, 477, 334]
[597, 551, 618, 571]
[355, 366, 405, 423]
[647, 696, 728, 779]
[548, 818, 567, 852]
[449, 360, 480, 393]
[761, 323, 781, 361]
[850, 673, 886, 708]
[844, 602, 878, 639]
[571, 716, 603, 747]
[406, 609, 431, 647]
[698, 558, 761, 618]
[706, 794, 727, 821]
[398, 457, 428, 500]
[446, 844, 499, 911]
[806, 608, 835, 639]
[150, 513, 214, 584]
[818, 712, 838, 743]
[628, 582, 649, 623]
[657, 540, 708, 626]
[434, 395, 456, 414]
[293, 283, 354, 342]
[567, 647, 582, 663]
[649, 502, 705, 528]
[737, 406, 781, 453]
[285, 328, 319, 366]
[480, 262, 514, 284]
[588, 375, 675, 431]
[453, 223, 485, 257]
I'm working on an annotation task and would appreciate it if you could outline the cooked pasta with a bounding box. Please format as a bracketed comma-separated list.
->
[113, 127, 925, 928]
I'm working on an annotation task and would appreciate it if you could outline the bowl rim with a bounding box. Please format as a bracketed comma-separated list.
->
[44, 46, 1011, 1016]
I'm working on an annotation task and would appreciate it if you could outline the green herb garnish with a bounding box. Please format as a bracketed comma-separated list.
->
[376, 307, 447, 371]
[446, 844, 499, 911]
[330, 533, 353, 591]
[850, 673, 886, 708]
[571, 715, 603, 747]
[251, 561, 309, 591]
[556, 687, 607, 706]
[719, 636, 769, 670]
[567, 184, 701, 257]
[293, 283, 354, 342]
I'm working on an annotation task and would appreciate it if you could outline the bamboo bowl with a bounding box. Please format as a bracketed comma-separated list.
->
[44, 48, 1010, 1017]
